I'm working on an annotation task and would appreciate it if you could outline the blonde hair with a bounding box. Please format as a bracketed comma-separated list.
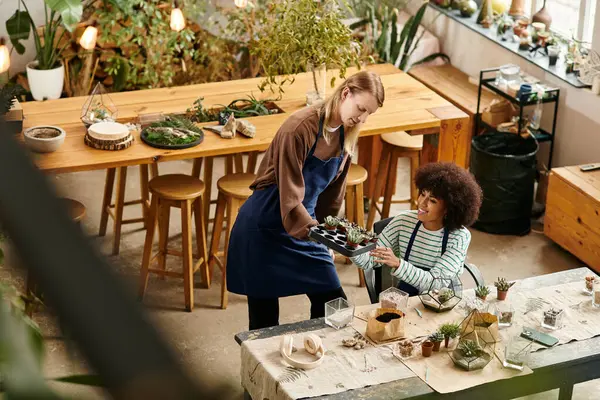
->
[317, 70, 385, 155]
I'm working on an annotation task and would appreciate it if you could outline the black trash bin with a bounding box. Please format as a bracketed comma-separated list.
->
[470, 132, 538, 236]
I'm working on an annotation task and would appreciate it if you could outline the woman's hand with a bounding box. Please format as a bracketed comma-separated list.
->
[370, 247, 400, 269]
[329, 249, 335, 261]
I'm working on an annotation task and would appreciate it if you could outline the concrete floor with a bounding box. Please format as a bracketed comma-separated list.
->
[0, 156, 597, 399]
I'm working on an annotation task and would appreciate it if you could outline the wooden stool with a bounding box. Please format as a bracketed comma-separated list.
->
[366, 132, 423, 230]
[209, 173, 255, 309]
[344, 164, 369, 287]
[138, 174, 209, 312]
[99, 164, 159, 255]
[191, 152, 259, 233]
[25, 198, 86, 317]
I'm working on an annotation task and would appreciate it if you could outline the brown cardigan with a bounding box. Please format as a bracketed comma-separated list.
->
[251, 106, 351, 240]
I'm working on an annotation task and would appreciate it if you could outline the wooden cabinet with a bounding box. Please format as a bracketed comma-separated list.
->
[544, 166, 600, 272]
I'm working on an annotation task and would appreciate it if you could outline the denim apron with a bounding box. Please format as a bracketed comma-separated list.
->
[227, 116, 345, 298]
[395, 220, 449, 296]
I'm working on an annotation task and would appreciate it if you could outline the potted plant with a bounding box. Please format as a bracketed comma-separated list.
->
[252, 0, 361, 104]
[346, 228, 363, 248]
[475, 285, 490, 301]
[324, 216, 339, 231]
[6, 0, 85, 101]
[421, 340, 434, 357]
[450, 339, 494, 371]
[494, 277, 515, 300]
[0, 83, 25, 134]
[429, 332, 444, 352]
[439, 322, 460, 348]
[585, 276, 596, 294]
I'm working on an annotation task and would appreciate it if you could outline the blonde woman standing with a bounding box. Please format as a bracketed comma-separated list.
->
[227, 71, 385, 330]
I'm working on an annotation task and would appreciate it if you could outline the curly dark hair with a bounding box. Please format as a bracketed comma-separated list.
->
[414, 162, 483, 232]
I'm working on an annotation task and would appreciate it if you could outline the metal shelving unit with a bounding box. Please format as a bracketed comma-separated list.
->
[475, 67, 561, 169]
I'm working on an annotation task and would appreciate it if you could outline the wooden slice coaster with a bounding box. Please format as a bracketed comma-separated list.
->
[84, 133, 134, 151]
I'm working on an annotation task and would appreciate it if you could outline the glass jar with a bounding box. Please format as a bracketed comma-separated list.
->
[503, 335, 533, 371]
[495, 302, 515, 327]
[325, 297, 354, 329]
[593, 280, 600, 308]
[541, 308, 564, 330]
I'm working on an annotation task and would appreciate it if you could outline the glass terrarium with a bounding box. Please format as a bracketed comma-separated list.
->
[460, 309, 500, 344]
[325, 297, 354, 330]
[449, 336, 495, 371]
[419, 271, 463, 312]
[503, 335, 534, 371]
[81, 83, 118, 128]
[494, 302, 515, 327]
[541, 308, 564, 330]
[379, 287, 409, 312]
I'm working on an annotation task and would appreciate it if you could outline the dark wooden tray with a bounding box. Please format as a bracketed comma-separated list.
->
[308, 225, 376, 257]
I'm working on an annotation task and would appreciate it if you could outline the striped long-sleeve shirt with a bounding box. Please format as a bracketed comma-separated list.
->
[351, 211, 471, 292]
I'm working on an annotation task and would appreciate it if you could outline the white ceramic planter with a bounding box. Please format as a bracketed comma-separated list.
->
[26, 61, 65, 101]
[23, 125, 66, 153]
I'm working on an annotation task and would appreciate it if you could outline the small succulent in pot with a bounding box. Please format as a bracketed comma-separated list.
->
[324, 216, 339, 231]
[494, 277, 515, 301]
[475, 285, 490, 301]
[438, 288, 455, 304]
[337, 218, 350, 233]
[458, 339, 483, 358]
[439, 322, 461, 348]
[346, 228, 364, 248]
[429, 332, 445, 352]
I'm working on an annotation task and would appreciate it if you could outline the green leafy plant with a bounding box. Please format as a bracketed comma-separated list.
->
[349, 1, 449, 71]
[458, 339, 483, 358]
[252, 0, 362, 95]
[0, 83, 25, 116]
[475, 285, 490, 299]
[494, 277, 515, 292]
[439, 322, 460, 339]
[143, 115, 203, 146]
[187, 94, 281, 124]
[6, 0, 85, 70]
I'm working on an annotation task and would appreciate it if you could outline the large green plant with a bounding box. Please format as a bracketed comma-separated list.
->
[252, 0, 362, 95]
[6, 0, 85, 70]
[350, 1, 449, 71]
[96, 0, 208, 90]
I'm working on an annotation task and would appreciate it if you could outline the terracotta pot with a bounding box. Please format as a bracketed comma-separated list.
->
[346, 242, 359, 248]
[532, 0, 552, 30]
[432, 341, 442, 352]
[497, 290, 508, 300]
[476, 295, 487, 301]
[422, 341, 434, 357]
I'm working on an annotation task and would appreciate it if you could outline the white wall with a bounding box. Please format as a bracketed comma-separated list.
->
[419, 6, 600, 168]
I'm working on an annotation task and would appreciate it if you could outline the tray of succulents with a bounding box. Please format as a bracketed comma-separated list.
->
[308, 216, 379, 257]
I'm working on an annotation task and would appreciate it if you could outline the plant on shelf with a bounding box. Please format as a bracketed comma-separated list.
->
[349, 2, 449, 72]
[439, 322, 460, 348]
[494, 277, 515, 301]
[475, 285, 490, 301]
[252, 0, 362, 102]
[6, 0, 86, 100]
[429, 331, 444, 351]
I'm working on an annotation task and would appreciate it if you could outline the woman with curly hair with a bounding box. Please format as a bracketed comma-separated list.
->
[351, 162, 483, 295]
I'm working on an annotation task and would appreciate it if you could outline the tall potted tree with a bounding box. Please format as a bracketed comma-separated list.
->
[252, 0, 362, 105]
[6, 0, 84, 101]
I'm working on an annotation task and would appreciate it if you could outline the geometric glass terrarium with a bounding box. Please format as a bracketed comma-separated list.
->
[80, 83, 118, 128]
[459, 308, 500, 344]
[449, 335, 495, 371]
[419, 271, 463, 312]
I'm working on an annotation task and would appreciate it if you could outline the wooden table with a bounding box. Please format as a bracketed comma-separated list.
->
[545, 165, 600, 272]
[235, 267, 600, 400]
[20, 64, 468, 252]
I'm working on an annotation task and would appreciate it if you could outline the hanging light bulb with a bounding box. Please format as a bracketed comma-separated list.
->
[0, 38, 10, 74]
[79, 26, 98, 51]
[234, 0, 248, 7]
[170, 8, 186, 32]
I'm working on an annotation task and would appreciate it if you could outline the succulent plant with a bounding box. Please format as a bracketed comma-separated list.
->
[324, 216, 339, 228]
[459, 340, 483, 358]
[439, 323, 461, 339]
[429, 332, 445, 343]
[475, 286, 490, 299]
[494, 277, 515, 292]
[438, 288, 454, 304]
[346, 228, 364, 245]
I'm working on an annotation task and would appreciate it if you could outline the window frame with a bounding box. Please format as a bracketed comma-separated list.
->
[530, 0, 597, 45]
